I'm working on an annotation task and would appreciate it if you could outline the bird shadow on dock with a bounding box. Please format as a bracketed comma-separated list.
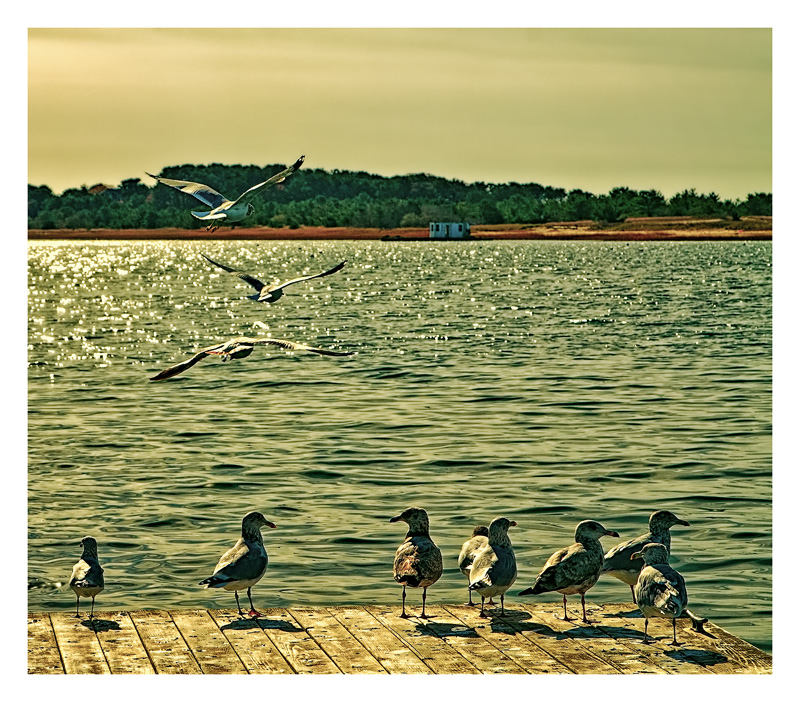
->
[220, 617, 303, 633]
[665, 648, 727, 666]
[80, 618, 120, 632]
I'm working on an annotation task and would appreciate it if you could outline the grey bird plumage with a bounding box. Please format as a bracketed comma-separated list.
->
[149, 335, 355, 381]
[458, 525, 489, 606]
[147, 155, 304, 232]
[69, 536, 104, 619]
[602, 510, 690, 603]
[632, 543, 689, 645]
[518, 520, 619, 624]
[467, 517, 518, 617]
[199, 511, 276, 618]
[390, 507, 443, 619]
[201, 255, 346, 304]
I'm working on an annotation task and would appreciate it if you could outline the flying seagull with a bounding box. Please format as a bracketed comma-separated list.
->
[199, 511, 276, 618]
[149, 336, 355, 381]
[201, 255, 346, 304]
[146, 155, 304, 232]
[69, 536, 104, 619]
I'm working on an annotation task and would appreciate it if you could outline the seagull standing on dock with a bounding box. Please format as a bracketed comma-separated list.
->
[146, 155, 304, 232]
[468, 517, 518, 617]
[390, 507, 443, 619]
[518, 520, 619, 624]
[69, 536, 104, 619]
[149, 335, 355, 381]
[602, 510, 690, 603]
[458, 525, 489, 606]
[632, 543, 689, 645]
[199, 511, 276, 618]
[201, 255, 346, 304]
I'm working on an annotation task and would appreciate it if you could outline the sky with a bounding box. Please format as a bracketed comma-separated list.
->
[28, 27, 772, 200]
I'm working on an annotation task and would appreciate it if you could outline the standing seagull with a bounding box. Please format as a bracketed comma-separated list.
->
[390, 507, 443, 619]
[602, 510, 690, 603]
[458, 525, 489, 606]
[149, 335, 355, 381]
[201, 255, 346, 304]
[468, 517, 518, 617]
[632, 543, 689, 645]
[69, 536, 104, 619]
[199, 511, 276, 619]
[518, 520, 619, 624]
[146, 155, 304, 232]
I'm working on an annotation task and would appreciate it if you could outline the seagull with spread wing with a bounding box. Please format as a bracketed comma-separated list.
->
[149, 335, 355, 381]
[201, 255, 346, 304]
[146, 155, 304, 232]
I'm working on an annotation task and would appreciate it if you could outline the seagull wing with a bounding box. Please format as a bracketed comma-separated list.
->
[232, 155, 305, 205]
[201, 254, 266, 292]
[149, 342, 226, 382]
[146, 172, 228, 209]
[245, 336, 356, 357]
[267, 260, 347, 294]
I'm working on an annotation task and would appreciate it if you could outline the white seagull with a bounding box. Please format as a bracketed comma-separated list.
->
[149, 336, 355, 381]
[458, 525, 489, 606]
[146, 155, 304, 232]
[69, 536, 104, 619]
[199, 511, 276, 618]
[201, 255, 346, 304]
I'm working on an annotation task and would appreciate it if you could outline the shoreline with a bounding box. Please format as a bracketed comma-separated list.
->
[28, 225, 772, 242]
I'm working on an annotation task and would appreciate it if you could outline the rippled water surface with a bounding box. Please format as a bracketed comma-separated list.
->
[28, 240, 772, 651]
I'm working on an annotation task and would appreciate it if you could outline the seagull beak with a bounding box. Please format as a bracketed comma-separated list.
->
[509, 521, 517, 527]
[266, 521, 277, 529]
[389, 515, 401, 523]
[605, 530, 620, 538]
[631, 551, 643, 560]
[678, 519, 691, 526]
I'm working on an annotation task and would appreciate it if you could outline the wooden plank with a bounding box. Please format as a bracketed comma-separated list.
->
[128, 610, 201, 674]
[398, 604, 528, 674]
[599, 604, 771, 674]
[329, 606, 433, 674]
[208, 609, 295, 674]
[253, 608, 341, 674]
[92, 611, 155, 674]
[443, 605, 573, 674]
[27, 613, 64, 674]
[288, 607, 387, 674]
[365, 604, 482, 674]
[49, 612, 110, 674]
[169, 610, 248, 674]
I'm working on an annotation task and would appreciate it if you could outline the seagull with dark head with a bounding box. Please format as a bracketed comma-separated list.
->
[632, 543, 689, 645]
[149, 335, 355, 381]
[602, 510, 690, 603]
[147, 155, 304, 232]
[199, 511, 277, 618]
[69, 536, 104, 619]
[201, 255, 346, 304]
[518, 520, 619, 624]
[390, 507, 443, 619]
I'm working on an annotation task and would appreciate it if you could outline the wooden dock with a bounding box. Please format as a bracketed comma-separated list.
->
[28, 602, 771, 674]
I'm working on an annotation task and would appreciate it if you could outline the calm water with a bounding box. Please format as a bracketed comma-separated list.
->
[27, 239, 772, 651]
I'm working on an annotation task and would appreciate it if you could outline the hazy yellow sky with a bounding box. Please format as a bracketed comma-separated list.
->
[28, 28, 771, 199]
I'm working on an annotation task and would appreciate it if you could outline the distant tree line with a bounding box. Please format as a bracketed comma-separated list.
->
[28, 162, 772, 230]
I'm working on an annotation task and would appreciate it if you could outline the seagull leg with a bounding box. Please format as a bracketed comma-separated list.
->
[234, 590, 245, 618]
[630, 584, 637, 604]
[500, 594, 505, 616]
[467, 588, 474, 606]
[643, 618, 650, 644]
[419, 587, 432, 619]
[669, 618, 680, 646]
[580, 593, 593, 624]
[479, 595, 489, 618]
[75, 596, 81, 618]
[90, 596, 96, 619]
[247, 587, 262, 618]
[399, 585, 410, 619]
[557, 594, 575, 622]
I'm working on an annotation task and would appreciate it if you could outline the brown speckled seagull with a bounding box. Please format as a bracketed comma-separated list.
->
[468, 517, 518, 617]
[390, 507, 443, 619]
[632, 543, 689, 645]
[69, 536, 104, 619]
[518, 520, 619, 624]
[602, 510, 690, 603]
